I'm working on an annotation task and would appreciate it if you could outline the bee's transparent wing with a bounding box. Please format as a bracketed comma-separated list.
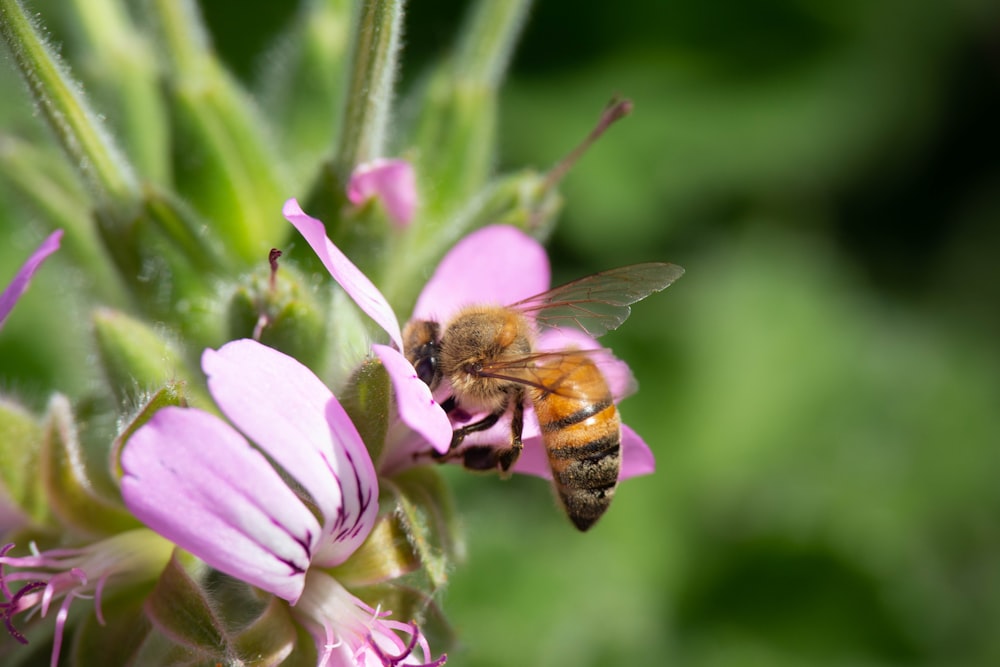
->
[510, 262, 684, 338]
[474, 349, 636, 400]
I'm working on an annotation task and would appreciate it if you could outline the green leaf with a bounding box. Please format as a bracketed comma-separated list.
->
[147, 0, 289, 265]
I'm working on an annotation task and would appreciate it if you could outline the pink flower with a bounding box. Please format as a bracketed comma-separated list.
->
[283, 199, 453, 471]
[1, 530, 173, 667]
[347, 159, 418, 227]
[283, 199, 655, 481]
[120, 339, 444, 665]
[0, 230, 62, 330]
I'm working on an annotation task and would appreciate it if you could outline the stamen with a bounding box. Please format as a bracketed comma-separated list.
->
[2, 580, 46, 644]
[367, 622, 447, 666]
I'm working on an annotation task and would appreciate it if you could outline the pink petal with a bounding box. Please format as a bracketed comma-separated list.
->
[283, 199, 403, 348]
[411, 225, 551, 323]
[347, 158, 418, 227]
[120, 407, 319, 603]
[372, 344, 452, 454]
[619, 424, 655, 479]
[0, 230, 62, 330]
[201, 339, 378, 565]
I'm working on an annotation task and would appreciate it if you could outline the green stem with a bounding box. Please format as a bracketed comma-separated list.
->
[454, 0, 532, 89]
[151, 0, 212, 84]
[0, 0, 138, 207]
[334, 0, 405, 179]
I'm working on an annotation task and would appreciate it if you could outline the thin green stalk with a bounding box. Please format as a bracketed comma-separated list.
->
[333, 0, 405, 179]
[0, 0, 138, 208]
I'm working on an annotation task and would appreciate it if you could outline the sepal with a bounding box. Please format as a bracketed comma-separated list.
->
[381, 467, 463, 592]
[91, 308, 203, 407]
[140, 554, 299, 666]
[0, 398, 47, 530]
[69, 592, 151, 667]
[140, 554, 235, 665]
[109, 382, 190, 481]
[338, 357, 391, 464]
[331, 510, 420, 588]
[41, 395, 139, 536]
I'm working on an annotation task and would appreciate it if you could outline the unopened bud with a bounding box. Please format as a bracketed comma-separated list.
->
[226, 256, 326, 369]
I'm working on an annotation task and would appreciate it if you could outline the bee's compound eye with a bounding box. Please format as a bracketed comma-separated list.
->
[414, 355, 437, 386]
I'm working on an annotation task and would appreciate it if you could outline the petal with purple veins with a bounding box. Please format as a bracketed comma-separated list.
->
[120, 407, 319, 603]
[201, 339, 378, 563]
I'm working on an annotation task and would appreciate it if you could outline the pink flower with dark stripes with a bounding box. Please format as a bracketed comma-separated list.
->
[120, 339, 445, 666]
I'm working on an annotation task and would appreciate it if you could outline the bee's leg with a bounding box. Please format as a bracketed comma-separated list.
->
[495, 398, 524, 476]
[462, 391, 525, 477]
[411, 398, 494, 463]
[445, 410, 503, 451]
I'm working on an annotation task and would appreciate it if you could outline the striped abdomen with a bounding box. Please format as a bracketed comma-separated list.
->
[531, 354, 621, 531]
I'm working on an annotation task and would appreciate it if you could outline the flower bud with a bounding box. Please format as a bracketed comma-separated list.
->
[225, 262, 326, 369]
[92, 308, 200, 406]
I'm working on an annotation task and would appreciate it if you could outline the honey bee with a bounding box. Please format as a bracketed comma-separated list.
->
[403, 262, 684, 531]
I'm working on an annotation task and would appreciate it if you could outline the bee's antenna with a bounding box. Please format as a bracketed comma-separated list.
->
[540, 96, 634, 194]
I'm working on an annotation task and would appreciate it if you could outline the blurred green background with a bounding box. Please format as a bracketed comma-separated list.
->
[3, 0, 1000, 665]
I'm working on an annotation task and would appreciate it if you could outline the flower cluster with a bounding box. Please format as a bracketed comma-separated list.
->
[0, 1, 678, 665]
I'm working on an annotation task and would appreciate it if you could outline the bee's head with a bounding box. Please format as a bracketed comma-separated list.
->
[402, 319, 443, 387]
